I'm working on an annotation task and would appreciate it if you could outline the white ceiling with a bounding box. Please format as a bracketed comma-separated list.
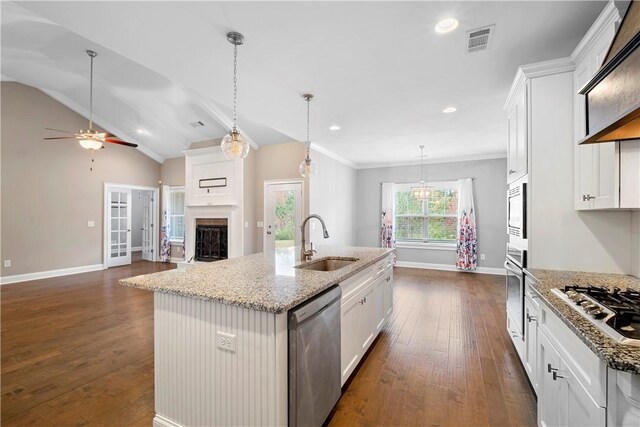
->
[1, 1, 606, 166]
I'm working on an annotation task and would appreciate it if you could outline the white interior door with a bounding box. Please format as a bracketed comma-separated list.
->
[107, 187, 132, 267]
[141, 191, 154, 261]
[264, 182, 303, 253]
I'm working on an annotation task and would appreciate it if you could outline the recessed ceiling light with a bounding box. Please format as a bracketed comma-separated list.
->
[442, 107, 457, 113]
[329, 125, 341, 131]
[435, 18, 459, 34]
[137, 129, 146, 134]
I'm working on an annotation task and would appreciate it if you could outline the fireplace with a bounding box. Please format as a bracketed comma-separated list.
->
[194, 219, 228, 262]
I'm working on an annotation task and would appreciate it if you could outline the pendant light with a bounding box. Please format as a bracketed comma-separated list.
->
[411, 145, 430, 200]
[299, 93, 318, 177]
[79, 50, 103, 150]
[221, 31, 250, 159]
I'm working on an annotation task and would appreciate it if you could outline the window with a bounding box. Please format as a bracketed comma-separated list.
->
[168, 187, 185, 242]
[394, 181, 459, 243]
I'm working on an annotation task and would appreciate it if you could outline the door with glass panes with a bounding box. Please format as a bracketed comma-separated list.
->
[107, 187, 132, 267]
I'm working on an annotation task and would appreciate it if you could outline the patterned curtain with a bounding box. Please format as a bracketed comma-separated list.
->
[159, 185, 171, 262]
[456, 178, 477, 271]
[381, 183, 397, 263]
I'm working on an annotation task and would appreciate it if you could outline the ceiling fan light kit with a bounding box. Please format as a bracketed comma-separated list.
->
[299, 93, 318, 178]
[43, 50, 137, 153]
[221, 31, 250, 160]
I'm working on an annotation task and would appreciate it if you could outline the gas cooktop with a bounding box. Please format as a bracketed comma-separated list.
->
[551, 285, 640, 347]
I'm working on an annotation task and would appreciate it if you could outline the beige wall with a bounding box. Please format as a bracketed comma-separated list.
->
[160, 157, 185, 186]
[1, 82, 161, 277]
[252, 142, 309, 252]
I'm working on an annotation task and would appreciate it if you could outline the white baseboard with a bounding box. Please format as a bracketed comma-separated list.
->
[132, 246, 142, 251]
[0, 263, 105, 285]
[395, 261, 505, 276]
[153, 415, 181, 427]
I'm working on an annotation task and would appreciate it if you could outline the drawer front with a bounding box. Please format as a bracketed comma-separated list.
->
[538, 303, 607, 407]
[507, 309, 524, 359]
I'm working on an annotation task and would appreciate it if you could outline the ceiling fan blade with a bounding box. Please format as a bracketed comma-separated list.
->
[105, 138, 138, 148]
[43, 136, 77, 140]
[45, 127, 74, 133]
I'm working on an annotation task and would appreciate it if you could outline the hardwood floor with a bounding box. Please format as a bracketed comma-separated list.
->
[1, 257, 174, 426]
[2, 264, 536, 426]
[329, 268, 537, 427]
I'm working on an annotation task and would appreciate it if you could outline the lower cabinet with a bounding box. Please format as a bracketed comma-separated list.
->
[524, 296, 539, 392]
[538, 329, 606, 427]
[340, 256, 393, 386]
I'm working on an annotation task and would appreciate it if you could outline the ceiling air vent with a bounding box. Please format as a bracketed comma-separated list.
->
[467, 25, 495, 52]
[190, 121, 205, 127]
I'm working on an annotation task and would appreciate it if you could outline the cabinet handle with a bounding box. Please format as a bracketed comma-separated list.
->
[526, 314, 537, 323]
[582, 194, 595, 201]
[509, 169, 517, 174]
[552, 371, 565, 381]
[386, 277, 390, 282]
[547, 363, 558, 373]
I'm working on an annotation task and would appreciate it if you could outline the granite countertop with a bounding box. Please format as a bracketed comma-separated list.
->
[525, 268, 640, 374]
[120, 246, 395, 314]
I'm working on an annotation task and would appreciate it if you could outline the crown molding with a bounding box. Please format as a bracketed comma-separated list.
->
[356, 152, 507, 170]
[571, 1, 620, 64]
[310, 142, 358, 169]
[504, 57, 575, 110]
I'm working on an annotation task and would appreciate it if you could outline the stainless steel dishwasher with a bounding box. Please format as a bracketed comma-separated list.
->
[288, 285, 342, 427]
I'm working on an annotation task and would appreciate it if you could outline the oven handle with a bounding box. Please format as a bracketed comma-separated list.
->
[504, 260, 522, 276]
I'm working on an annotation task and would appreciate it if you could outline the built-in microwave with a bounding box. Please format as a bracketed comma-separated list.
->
[507, 181, 527, 247]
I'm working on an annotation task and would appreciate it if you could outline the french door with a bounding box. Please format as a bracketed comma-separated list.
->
[107, 187, 132, 267]
[141, 191, 154, 261]
[264, 181, 303, 253]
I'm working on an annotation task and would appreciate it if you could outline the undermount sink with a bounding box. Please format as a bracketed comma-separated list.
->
[295, 257, 359, 272]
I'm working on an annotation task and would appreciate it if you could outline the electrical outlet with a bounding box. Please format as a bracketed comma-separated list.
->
[4, 260, 11, 268]
[88, 220, 95, 227]
[216, 331, 236, 352]
[480, 253, 486, 260]
[244, 221, 249, 229]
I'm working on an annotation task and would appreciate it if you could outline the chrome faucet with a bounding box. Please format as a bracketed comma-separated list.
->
[300, 214, 329, 261]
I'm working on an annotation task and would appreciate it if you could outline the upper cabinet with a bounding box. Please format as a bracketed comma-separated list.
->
[573, 3, 640, 210]
[573, 9, 620, 210]
[506, 82, 528, 183]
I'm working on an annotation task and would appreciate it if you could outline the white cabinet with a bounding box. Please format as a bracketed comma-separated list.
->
[339, 255, 393, 386]
[573, 11, 626, 210]
[524, 296, 539, 392]
[538, 329, 606, 427]
[507, 82, 528, 183]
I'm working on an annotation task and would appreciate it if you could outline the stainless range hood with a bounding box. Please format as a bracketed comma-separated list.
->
[579, 0, 640, 145]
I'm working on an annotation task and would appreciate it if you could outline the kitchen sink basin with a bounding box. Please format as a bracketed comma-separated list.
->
[295, 257, 359, 272]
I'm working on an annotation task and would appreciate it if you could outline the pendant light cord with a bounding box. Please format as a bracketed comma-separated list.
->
[306, 96, 311, 158]
[89, 53, 94, 130]
[232, 43, 238, 130]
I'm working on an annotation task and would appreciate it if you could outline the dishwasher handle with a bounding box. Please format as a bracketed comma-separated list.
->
[288, 285, 342, 329]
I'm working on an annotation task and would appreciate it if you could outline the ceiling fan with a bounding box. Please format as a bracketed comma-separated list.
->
[44, 50, 138, 150]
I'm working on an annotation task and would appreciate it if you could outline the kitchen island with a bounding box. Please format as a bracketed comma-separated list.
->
[120, 246, 395, 427]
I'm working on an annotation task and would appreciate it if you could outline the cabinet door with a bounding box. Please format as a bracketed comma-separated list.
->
[524, 298, 538, 392]
[374, 275, 386, 334]
[560, 359, 606, 427]
[507, 102, 519, 183]
[341, 294, 361, 386]
[384, 269, 393, 317]
[538, 331, 562, 427]
[358, 285, 376, 354]
[591, 142, 619, 209]
[574, 57, 594, 210]
[514, 87, 528, 179]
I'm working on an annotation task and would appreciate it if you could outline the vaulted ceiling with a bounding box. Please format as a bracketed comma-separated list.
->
[1, 1, 606, 166]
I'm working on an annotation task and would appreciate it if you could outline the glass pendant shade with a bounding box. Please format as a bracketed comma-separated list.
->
[411, 181, 430, 200]
[221, 128, 249, 159]
[79, 139, 103, 150]
[299, 156, 318, 177]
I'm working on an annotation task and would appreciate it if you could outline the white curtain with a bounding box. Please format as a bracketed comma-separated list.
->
[456, 178, 477, 270]
[380, 183, 395, 249]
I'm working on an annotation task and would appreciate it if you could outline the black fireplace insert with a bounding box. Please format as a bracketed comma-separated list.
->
[195, 224, 228, 262]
